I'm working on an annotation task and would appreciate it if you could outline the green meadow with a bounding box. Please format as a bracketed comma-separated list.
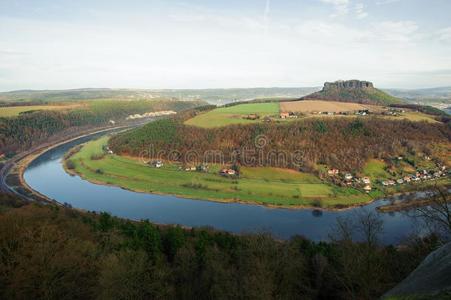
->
[184, 102, 280, 128]
[67, 136, 373, 208]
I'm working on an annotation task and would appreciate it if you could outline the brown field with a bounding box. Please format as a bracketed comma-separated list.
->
[280, 100, 384, 113]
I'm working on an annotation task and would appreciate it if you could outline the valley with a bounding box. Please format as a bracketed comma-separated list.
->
[64, 89, 450, 209]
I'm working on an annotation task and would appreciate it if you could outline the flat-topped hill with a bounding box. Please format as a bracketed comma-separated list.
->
[301, 80, 403, 105]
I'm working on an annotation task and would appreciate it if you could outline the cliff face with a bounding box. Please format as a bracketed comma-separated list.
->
[383, 242, 451, 299]
[324, 80, 374, 90]
[301, 80, 402, 105]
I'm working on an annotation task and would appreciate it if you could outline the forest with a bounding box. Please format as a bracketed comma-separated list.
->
[0, 100, 204, 156]
[0, 192, 446, 300]
[110, 115, 451, 172]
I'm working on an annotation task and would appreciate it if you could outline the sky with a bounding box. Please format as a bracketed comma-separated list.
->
[0, 0, 451, 91]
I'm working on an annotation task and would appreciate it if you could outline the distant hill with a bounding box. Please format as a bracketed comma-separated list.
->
[0, 87, 320, 105]
[301, 80, 403, 105]
[383, 87, 451, 113]
[384, 86, 451, 102]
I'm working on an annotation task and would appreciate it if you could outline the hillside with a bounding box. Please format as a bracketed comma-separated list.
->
[0, 99, 205, 156]
[110, 115, 450, 172]
[302, 80, 403, 105]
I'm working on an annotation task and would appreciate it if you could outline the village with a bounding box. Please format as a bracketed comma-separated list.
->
[242, 107, 406, 121]
[325, 158, 449, 193]
[148, 160, 240, 177]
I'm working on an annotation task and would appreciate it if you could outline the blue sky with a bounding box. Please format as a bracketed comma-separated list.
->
[0, 0, 450, 91]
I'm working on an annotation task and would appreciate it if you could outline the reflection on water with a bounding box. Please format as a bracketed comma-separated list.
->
[24, 133, 420, 244]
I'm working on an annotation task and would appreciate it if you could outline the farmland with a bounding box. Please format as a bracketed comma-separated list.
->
[67, 136, 374, 208]
[280, 100, 383, 113]
[184, 102, 279, 128]
[0, 103, 83, 118]
[185, 100, 442, 129]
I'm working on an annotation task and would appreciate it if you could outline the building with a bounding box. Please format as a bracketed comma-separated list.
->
[150, 160, 163, 168]
[280, 112, 290, 119]
[344, 173, 353, 181]
[243, 114, 259, 120]
[327, 169, 339, 176]
[220, 168, 236, 176]
[362, 177, 371, 184]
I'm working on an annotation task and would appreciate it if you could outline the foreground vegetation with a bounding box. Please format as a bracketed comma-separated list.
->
[0, 192, 446, 299]
[67, 137, 373, 207]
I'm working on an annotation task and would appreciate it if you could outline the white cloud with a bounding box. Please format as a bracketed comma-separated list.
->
[354, 3, 368, 19]
[376, 0, 402, 5]
[264, 0, 271, 21]
[319, 0, 350, 16]
[0, 2, 450, 90]
[374, 21, 419, 42]
[437, 27, 451, 43]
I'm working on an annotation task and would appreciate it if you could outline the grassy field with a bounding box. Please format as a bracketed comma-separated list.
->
[67, 136, 373, 208]
[185, 101, 440, 129]
[0, 103, 82, 117]
[362, 159, 391, 181]
[185, 102, 279, 128]
[385, 111, 439, 123]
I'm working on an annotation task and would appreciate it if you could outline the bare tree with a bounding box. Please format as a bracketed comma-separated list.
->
[411, 185, 451, 241]
[330, 210, 385, 300]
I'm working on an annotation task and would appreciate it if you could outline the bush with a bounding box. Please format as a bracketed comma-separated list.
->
[66, 160, 76, 169]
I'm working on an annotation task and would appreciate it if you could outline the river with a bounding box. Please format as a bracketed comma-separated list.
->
[23, 132, 421, 244]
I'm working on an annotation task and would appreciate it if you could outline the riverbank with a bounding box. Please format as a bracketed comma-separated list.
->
[65, 135, 450, 211]
[65, 136, 383, 210]
[0, 121, 149, 204]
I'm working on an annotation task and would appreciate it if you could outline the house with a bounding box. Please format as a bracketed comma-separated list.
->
[362, 177, 371, 184]
[396, 178, 404, 184]
[220, 168, 236, 176]
[280, 112, 290, 119]
[327, 169, 339, 176]
[356, 109, 369, 116]
[403, 176, 412, 183]
[363, 185, 372, 193]
[243, 114, 259, 120]
[150, 160, 163, 168]
[382, 180, 396, 186]
[185, 166, 196, 171]
[344, 173, 353, 181]
[197, 164, 209, 172]
[109, 120, 116, 125]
